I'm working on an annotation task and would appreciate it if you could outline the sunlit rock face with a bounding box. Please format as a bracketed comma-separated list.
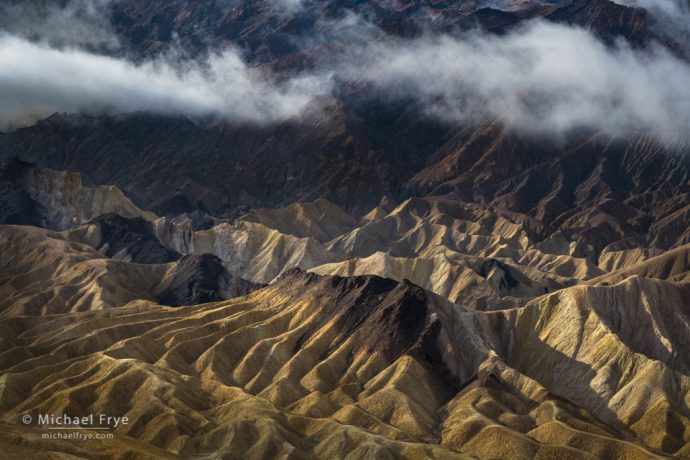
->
[1, 0, 690, 458]
[1, 254, 689, 457]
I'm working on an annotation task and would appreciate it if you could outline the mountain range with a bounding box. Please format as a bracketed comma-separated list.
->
[1, 0, 690, 458]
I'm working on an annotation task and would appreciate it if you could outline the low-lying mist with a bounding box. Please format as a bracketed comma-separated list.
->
[1, 1, 689, 135]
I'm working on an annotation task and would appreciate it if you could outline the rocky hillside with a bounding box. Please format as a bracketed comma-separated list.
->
[1, 266, 688, 457]
[1, 0, 689, 458]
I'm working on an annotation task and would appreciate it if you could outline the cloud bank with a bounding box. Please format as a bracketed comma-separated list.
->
[358, 21, 690, 134]
[0, 34, 333, 127]
[1, 2, 690, 134]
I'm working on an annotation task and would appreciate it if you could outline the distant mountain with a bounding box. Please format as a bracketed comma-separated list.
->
[0, 109, 453, 217]
[1, 0, 684, 220]
[3, 116, 689, 245]
[1, 1, 690, 459]
[105, 0, 663, 62]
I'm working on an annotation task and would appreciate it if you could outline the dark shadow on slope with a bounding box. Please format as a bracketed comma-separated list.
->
[157, 254, 260, 307]
[91, 213, 180, 264]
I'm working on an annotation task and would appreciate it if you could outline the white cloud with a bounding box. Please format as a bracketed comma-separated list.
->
[1, 6, 690, 135]
[0, 34, 333, 127]
[355, 21, 690, 134]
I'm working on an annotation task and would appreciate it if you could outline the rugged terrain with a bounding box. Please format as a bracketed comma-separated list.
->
[1, 235, 689, 458]
[1, 157, 690, 457]
[1, 0, 690, 459]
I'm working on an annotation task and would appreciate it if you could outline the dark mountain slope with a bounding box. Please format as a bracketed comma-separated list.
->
[0, 105, 454, 217]
[547, 0, 652, 45]
[89, 213, 180, 264]
[406, 126, 690, 254]
[158, 254, 258, 306]
[0, 115, 233, 216]
[106, 0, 664, 62]
[4, 115, 689, 257]
[0, 157, 45, 227]
[0, 156, 156, 229]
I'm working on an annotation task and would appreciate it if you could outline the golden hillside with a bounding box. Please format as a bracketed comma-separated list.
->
[1, 221, 689, 458]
